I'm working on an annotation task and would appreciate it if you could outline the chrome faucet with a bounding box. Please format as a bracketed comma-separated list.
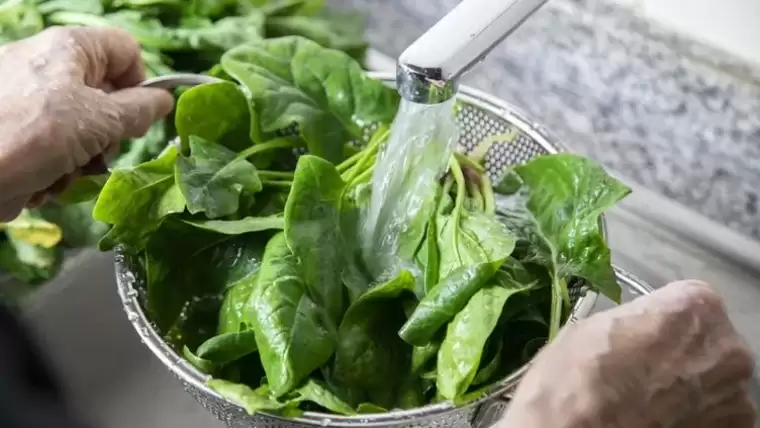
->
[396, 0, 549, 104]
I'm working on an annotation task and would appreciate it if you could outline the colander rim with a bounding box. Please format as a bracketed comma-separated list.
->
[114, 71, 601, 426]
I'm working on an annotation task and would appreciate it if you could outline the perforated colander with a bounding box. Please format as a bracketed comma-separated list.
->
[116, 71, 654, 428]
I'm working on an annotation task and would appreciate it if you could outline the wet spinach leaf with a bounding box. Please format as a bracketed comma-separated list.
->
[221, 36, 398, 163]
[333, 271, 415, 404]
[399, 260, 505, 347]
[94, 146, 186, 251]
[208, 380, 300, 416]
[284, 155, 346, 324]
[145, 220, 264, 332]
[437, 280, 534, 400]
[176, 136, 262, 219]
[180, 215, 284, 235]
[175, 81, 253, 153]
[296, 379, 356, 415]
[494, 153, 630, 338]
[245, 232, 336, 397]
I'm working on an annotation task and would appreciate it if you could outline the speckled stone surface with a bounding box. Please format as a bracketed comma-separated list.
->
[329, 0, 760, 240]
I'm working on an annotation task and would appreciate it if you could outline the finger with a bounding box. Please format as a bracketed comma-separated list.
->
[70, 27, 146, 89]
[26, 191, 47, 209]
[1, 195, 28, 222]
[103, 143, 122, 164]
[109, 87, 174, 139]
[81, 154, 110, 175]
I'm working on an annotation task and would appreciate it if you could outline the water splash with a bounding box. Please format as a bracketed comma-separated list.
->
[362, 98, 458, 278]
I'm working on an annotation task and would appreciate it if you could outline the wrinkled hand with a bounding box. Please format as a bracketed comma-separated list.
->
[500, 280, 756, 428]
[0, 26, 174, 221]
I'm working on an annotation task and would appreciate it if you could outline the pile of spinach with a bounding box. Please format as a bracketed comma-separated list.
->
[56, 37, 632, 415]
[0, 0, 368, 294]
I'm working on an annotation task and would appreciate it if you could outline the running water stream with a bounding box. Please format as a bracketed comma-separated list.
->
[361, 98, 459, 278]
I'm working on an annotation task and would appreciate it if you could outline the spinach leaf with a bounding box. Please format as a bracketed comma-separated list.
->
[398, 259, 504, 347]
[221, 36, 398, 163]
[245, 232, 336, 397]
[180, 215, 284, 235]
[176, 136, 262, 219]
[357, 403, 387, 414]
[494, 154, 630, 338]
[437, 281, 534, 400]
[48, 10, 265, 52]
[0, 0, 43, 44]
[208, 380, 299, 415]
[37, 0, 103, 15]
[218, 276, 257, 334]
[0, 209, 62, 249]
[175, 81, 253, 153]
[0, 235, 61, 286]
[265, 10, 367, 62]
[145, 220, 263, 332]
[39, 201, 110, 248]
[396, 376, 425, 410]
[296, 379, 356, 415]
[411, 341, 440, 375]
[187, 330, 259, 372]
[284, 155, 346, 324]
[0, 209, 63, 287]
[94, 146, 185, 251]
[333, 271, 415, 402]
[436, 211, 516, 280]
[175, 136, 262, 219]
[472, 337, 503, 386]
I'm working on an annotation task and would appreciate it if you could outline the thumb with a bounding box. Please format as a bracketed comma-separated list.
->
[109, 87, 174, 139]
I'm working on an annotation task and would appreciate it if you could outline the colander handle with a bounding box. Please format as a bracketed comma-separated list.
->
[474, 266, 654, 427]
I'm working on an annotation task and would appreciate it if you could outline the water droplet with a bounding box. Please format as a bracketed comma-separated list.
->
[126, 311, 139, 322]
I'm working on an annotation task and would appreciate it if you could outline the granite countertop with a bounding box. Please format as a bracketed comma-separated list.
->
[329, 0, 760, 241]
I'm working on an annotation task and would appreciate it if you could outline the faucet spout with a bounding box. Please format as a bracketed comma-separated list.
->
[396, 0, 548, 104]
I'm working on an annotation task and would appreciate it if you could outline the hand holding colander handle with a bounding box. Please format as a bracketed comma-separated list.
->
[396, 0, 549, 104]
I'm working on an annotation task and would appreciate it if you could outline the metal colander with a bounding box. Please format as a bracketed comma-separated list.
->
[116, 71, 654, 428]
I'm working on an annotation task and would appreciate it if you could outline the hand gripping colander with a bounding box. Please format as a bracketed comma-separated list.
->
[118, 1, 655, 426]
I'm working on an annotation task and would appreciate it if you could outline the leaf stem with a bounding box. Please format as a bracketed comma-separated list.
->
[481, 174, 496, 216]
[454, 152, 485, 175]
[469, 128, 519, 163]
[342, 126, 387, 183]
[337, 146, 367, 173]
[236, 138, 294, 161]
[467, 180, 484, 212]
[448, 155, 466, 222]
[548, 275, 571, 341]
[351, 165, 375, 186]
[258, 170, 294, 180]
[261, 180, 292, 188]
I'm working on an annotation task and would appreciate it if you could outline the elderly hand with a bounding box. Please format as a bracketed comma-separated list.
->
[0, 26, 174, 221]
[500, 280, 756, 428]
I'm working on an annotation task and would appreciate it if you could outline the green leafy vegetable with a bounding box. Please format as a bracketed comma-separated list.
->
[437, 280, 534, 400]
[0, 0, 372, 292]
[73, 38, 629, 415]
[93, 146, 186, 251]
[284, 155, 346, 323]
[493, 154, 631, 339]
[221, 36, 398, 162]
[399, 260, 505, 347]
[333, 271, 415, 407]
[175, 136, 262, 219]
[246, 232, 336, 397]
